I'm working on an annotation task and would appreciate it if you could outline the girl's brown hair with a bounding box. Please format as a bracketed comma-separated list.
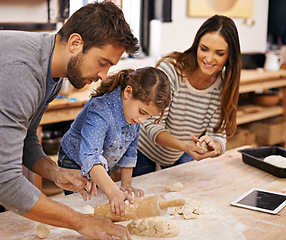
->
[91, 67, 171, 123]
[157, 15, 241, 137]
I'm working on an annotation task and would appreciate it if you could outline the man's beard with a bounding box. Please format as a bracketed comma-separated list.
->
[66, 53, 87, 89]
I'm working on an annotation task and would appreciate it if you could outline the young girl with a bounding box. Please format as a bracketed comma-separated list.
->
[58, 66, 171, 216]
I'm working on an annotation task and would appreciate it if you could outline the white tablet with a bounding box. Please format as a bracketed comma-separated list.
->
[231, 188, 286, 214]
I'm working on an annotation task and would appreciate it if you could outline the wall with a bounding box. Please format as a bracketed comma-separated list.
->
[150, 0, 269, 58]
[0, 0, 269, 55]
[0, 0, 59, 23]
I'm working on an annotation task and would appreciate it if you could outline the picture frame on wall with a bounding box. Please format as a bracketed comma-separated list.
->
[187, 0, 254, 18]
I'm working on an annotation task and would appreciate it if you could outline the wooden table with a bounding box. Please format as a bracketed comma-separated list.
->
[4, 146, 286, 239]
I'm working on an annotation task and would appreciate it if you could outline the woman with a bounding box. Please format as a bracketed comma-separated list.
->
[133, 15, 241, 176]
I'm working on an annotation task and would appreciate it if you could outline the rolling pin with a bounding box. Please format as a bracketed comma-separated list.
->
[93, 195, 185, 222]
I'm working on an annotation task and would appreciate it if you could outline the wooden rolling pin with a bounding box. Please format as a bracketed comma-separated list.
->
[93, 195, 185, 222]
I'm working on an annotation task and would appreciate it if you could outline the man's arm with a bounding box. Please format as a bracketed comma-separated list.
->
[23, 193, 132, 240]
[33, 156, 92, 200]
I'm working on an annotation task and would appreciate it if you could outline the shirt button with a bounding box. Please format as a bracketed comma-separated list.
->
[119, 146, 122, 149]
[114, 159, 117, 161]
[122, 131, 125, 134]
[109, 145, 113, 147]
[94, 148, 98, 151]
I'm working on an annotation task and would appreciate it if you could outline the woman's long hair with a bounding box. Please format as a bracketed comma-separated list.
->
[157, 15, 241, 137]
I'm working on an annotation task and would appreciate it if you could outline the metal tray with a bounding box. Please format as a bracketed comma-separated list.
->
[239, 146, 286, 178]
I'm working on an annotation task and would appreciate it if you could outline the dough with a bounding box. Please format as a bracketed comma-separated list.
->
[264, 155, 286, 168]
[127, 217, 179, 238]
[166, 182, 183, 192]
[81, 204, 95, 215]
[169, 199, 204, 220]
[36, 223, 50, 239]
[196, 141, 208, 152]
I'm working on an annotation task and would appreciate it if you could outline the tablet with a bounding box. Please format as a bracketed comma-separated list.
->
[231, 188, 286, 214]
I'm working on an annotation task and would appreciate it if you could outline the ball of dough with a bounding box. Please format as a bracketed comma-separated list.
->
[196, 141, 209, 152]
[166, 182, 183, 192]
[264, 155, 286, 168]
[36, 223, 50, 239]
[127, 217, 179, 238]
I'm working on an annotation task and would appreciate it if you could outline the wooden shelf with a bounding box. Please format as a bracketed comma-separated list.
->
[237, 105, 283, 125]
[0, 22, 56, 31]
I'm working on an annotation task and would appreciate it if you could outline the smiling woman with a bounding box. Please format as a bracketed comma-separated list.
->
[133, 14, 242, 177]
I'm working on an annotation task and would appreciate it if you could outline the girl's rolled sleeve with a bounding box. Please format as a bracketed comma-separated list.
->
[81, 151, 108, 177]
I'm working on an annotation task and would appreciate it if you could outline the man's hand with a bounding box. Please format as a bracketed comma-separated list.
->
[33, 156, 97, 200]
[24, 193, 132, 240]
[76, 214, 132, 240]
[52, 167, 97, 201]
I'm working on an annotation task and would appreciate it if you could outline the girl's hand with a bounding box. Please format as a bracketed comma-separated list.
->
[108, 189, 132, 217]
[120, 186, 144, 198]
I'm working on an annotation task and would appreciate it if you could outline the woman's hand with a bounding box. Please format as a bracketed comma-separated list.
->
[183, 135, 220, 161]
[120, 185, 144, 198]
[194, 135, 216, 151]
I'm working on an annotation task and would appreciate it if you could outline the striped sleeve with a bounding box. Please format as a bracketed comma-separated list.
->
[138, 60, 226, 166]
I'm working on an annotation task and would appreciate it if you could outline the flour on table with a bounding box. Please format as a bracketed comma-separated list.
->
[169, 199, 204, 220]
[127, 217, 179, 238]
[264, 155, 286, 168]
[166, 182, 183, 192]
[36, 223, 50, 239]
[197, 141, 208, 152]
[81, 204, 94, 215]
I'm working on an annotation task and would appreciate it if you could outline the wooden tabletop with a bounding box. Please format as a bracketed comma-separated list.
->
[1, 146, 286, 239]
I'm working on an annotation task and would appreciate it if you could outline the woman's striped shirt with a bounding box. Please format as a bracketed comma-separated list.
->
[138, 60, 226, 166]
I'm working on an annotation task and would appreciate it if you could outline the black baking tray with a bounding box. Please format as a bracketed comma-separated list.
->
[238, 146, 286, 178]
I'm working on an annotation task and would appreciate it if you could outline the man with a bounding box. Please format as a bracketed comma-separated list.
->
[0, 1, 138, 239]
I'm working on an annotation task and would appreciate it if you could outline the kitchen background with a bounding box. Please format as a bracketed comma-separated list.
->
[0, 0, 279, 54]
[0, 0, 286, 194]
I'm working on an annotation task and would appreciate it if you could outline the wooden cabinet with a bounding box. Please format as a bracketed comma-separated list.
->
[238, 69, 286, 124]
[232, 69, 286, 149]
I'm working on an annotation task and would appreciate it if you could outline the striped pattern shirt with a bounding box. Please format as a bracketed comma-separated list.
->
[138, 60, 226, 166]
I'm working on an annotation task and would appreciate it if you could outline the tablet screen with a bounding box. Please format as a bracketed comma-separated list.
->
[231, 188, 286, 214]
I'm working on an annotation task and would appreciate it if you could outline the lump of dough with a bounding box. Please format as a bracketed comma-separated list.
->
[169, 199, 204, 220]
[264, 155, 286, 168]
[81, 204, 94, 215]
[36, 223, 50, 239]
[196, 141, 208, 152]
[166, 182, 183, 192]
[127, 217, 179, 238]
